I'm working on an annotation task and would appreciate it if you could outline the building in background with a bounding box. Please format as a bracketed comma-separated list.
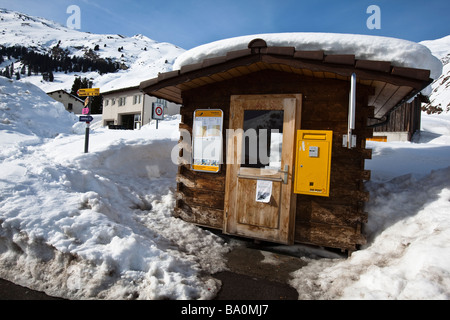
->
[370, 95, 426, 142]
[101, 85, 180, 129]
[47, 89, 84, 114]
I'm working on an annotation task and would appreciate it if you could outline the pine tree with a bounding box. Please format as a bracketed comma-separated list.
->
[81, 77, 89, 89]
[4, 66, 10, 78]
[71, 76, 82, 96]
[91, 95, 103, 114]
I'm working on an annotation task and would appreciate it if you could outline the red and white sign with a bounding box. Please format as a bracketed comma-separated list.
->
[152, 103, 164, 120]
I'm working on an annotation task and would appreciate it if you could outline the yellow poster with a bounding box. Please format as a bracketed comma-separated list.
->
[192, 109, 223, 173]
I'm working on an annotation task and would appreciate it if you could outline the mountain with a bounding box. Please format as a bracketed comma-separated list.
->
[0, 8, 185, 94]
[420, 35, 450, 113]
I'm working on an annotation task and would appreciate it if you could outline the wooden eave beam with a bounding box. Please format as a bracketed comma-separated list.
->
[262, 55, 428, 90]
[355, 60, 391, 73]
[141, 54, 262, 95]
[324, 54, 355, 66]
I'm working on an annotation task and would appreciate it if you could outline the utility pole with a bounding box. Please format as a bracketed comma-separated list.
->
[78, 82, 98, 153]
[84, 81, 93, 153]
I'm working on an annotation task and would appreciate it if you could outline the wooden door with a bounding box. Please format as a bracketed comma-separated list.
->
[224, 94, 302, 244]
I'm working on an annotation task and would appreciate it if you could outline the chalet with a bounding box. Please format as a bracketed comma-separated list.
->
[47, 89, 84, 114]
[102, 85, 180, 129]
[140, 33, 441, 253]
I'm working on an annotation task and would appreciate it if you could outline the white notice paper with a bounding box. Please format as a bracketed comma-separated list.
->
[256, 180, 272, 203]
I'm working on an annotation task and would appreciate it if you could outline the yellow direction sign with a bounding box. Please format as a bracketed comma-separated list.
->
[77, 88, 100, 96]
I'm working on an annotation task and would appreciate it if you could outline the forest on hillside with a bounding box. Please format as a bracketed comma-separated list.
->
[0, 44, 122, 80]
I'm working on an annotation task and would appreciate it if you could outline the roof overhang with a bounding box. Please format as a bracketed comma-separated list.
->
[101, 85, 140, 96]
[140, 39, 433, 119]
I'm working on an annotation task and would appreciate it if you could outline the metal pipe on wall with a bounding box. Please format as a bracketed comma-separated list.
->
[345, 73, 357, 149]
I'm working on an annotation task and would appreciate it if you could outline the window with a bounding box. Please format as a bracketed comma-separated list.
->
[111, 98, 116, 106]
[241, 110, 284, 169]
[133, 95, 142, 105]
[118, 97, 127, 106]
[104, 99, 109, 106]
[68, 103, 73, 111]
[156, 98, 167, 107]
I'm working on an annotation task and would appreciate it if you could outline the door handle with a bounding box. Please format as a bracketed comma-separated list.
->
[279, 164, 289, 184]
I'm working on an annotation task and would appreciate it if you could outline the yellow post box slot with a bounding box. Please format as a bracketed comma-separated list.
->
[294, 130, 332, 197]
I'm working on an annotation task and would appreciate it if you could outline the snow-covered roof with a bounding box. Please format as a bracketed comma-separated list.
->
[47, 89, 84, 102]
[141, 33, 443, 119]
[174, 33, 442, 80]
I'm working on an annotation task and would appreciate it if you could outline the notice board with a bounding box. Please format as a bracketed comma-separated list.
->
[191, 109, 223, 173]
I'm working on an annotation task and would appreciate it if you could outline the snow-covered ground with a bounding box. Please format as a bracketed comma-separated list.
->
[0, 77, 228, 299]
[290, 112, 450, 299]
[1, 75, 449, 300]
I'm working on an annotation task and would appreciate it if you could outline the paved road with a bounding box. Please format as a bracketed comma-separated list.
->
[214, 245, 304, 300]
[214, 271, 298, 300]
[0, 278, 62, 300]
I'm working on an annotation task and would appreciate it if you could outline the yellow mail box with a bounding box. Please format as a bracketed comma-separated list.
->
[294, 130, 333, 197]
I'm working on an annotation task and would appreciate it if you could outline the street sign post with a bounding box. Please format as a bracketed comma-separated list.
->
[79, 115, 94, 122]
[77, 88, 100, 96]
[152, 102, 165, 129]
[79, 83, 97, 153]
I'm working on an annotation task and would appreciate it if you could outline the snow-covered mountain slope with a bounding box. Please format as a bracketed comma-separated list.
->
[421, 35, 450, 113]
[0, 9, 185, 93]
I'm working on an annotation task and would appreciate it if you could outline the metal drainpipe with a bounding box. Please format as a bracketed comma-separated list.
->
[346, 73, 357, 148]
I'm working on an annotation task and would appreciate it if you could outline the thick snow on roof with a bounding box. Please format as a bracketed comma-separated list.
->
[173, 33, 442, 80]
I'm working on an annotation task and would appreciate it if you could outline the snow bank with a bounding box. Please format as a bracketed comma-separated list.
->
[0, 77, 77, 138]
[290, 167, 450, 300]
[0, 122, 230, 299]
[173, 33, 442, 80]
[289, 112, 450, 300]
[0, 77, 230, 299]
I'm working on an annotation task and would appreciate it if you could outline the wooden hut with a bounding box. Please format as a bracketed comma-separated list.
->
[371, 94, 426, 141]
[140, 35, 437, 252]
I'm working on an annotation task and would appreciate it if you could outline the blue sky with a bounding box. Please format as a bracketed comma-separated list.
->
[1, 0, 449, 49]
